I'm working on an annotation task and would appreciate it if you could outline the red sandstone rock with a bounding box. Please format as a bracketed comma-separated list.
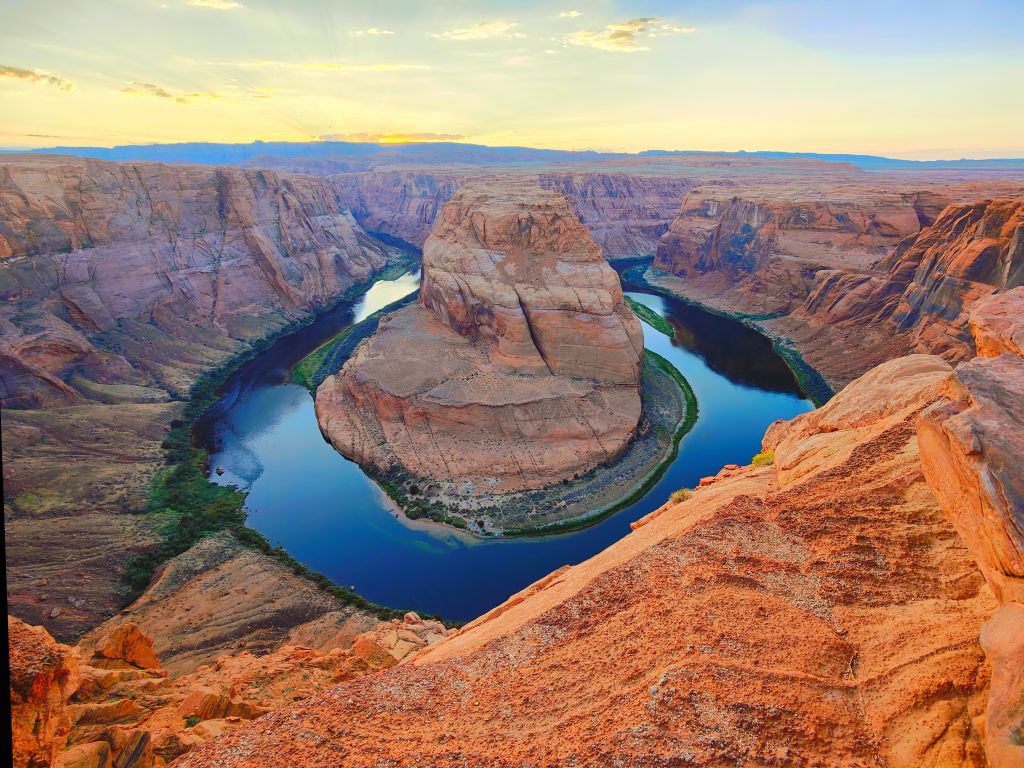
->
[9, 616, 82, 768]
[90, 624, 161, 672]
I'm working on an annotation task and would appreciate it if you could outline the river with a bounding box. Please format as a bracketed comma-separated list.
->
[198, 265, 813, 621]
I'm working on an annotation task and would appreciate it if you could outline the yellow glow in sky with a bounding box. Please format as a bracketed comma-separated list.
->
[1, 0, 1022, 158]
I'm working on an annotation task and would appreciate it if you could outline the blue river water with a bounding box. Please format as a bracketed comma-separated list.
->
[199, 266, 812, 621]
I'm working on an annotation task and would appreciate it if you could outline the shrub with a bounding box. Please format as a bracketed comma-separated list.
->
[751, 450, 775, 467]
[185, 715, 201, 728]
[669, 488, 693, 503]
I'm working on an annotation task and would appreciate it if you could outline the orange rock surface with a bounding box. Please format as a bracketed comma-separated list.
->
[186, 351, 1000, 767]
[316, 182, 643, 495]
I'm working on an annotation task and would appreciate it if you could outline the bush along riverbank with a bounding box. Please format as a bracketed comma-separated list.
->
[621, 264, 834, 406]
[124, 248, 447, 624]
[292, 290, 420, 394]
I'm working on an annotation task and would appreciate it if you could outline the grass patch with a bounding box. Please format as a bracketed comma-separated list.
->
[626, 296, 675, 338]
[669, 488, 693, 503]
[291, 327, 352, 391]
[751, 449, 775, 467]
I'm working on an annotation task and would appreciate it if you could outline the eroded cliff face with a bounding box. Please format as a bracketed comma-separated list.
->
[917, 289, 1024, 767]
[185, 347, 1008, 767]
[773, 197, 1023, 386]
[652, 190, 923, 315]
[316, 182, 643, 497]
[0, 155, 394, 641]
[330, 169, 694, 257]
[538, 172, 693, 258]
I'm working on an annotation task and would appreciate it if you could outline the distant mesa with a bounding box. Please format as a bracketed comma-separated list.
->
[315, 181, 644, 496]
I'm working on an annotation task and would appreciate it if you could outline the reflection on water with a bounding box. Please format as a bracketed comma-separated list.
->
[199, 267, 813, 621]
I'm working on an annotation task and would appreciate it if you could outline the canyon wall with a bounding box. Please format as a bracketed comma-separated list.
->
[0, 155, 395, 641]
[185, 332, 1021, 766]
[652, 189, 926, 315]
[316, 182, 644, 498]
[771, 197, 1023, 385]
[329, 169, 693, 257]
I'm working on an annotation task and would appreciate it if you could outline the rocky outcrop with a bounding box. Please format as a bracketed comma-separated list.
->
[329, 170, 459, 247]
[188, 350, 1000, 767]
[916, 289, 1024, 767]
[9, 614, 452, 768]
[317, 182, 643, 497]
[0, 155, 396, 640]
[9, 616, 82, 768]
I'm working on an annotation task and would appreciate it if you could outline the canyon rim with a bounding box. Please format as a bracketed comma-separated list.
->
[4, 1, 1024, 766]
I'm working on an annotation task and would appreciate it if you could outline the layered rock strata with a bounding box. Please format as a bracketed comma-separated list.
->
[316, 183, 644, 495]
[187, 348, 1005, 767]
[0, 155, 394, 640]
[773, 197, 1024, 385]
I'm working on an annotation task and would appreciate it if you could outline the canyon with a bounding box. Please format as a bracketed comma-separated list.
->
[153, 292, 1024, 766]
[315, 182, 646, 515]
[3, 147, 1024, 766]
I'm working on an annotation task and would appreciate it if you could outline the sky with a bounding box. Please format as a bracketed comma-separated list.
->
[1, 0, 1022, 158]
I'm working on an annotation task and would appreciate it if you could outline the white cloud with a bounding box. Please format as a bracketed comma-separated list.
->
[121, 81, 222, 103]
[0, 65, 75, 91]
[352, 28, 394, 37]
[434, 20, 525, 41]
[558, 10, 582, 18]
[563, 17, 694, 52]
[188, 0, 243, 9]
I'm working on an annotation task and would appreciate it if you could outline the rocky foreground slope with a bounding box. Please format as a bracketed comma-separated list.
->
[0, 155, 396, 641]
[179, 290, 1024, 767]
[316, 182, 644, 497]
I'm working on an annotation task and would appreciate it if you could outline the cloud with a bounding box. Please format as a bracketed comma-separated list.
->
[207, 60, 427, 73]
[319, 132, 465, 144]
[351, 28, 394, 37]
[121, 81, 222, 104]
[563, 17, 694, 52]
[0, 65, 75, 91]
[187, 0, 243, 9]
[558, 10, 582, 18]
[434, 20, 525, 41]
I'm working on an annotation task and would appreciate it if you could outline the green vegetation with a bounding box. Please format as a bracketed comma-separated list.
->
[669, 488, 693, 503]
[184, 716, 201, 729]
[751, 449, 775, 467]
[291, 327, 352, 391]
[291, 291, 419, 393]
[625, 296, 675, 338]
[125, 250, 456, 626]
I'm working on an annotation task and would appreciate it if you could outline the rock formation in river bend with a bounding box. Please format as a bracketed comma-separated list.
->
[181, 297, 1024, 768]
[0, 155, 393, 640]
[316, 182, 644, 495]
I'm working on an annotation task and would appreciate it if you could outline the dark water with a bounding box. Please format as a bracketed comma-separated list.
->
[199, 268, 813, 622]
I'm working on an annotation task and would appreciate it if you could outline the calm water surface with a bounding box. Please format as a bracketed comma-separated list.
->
[199, 267, 812, 621]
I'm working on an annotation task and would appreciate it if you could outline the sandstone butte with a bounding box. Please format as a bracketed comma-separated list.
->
[315, 182, 644, 494]
[170, 290, 1023, 768]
